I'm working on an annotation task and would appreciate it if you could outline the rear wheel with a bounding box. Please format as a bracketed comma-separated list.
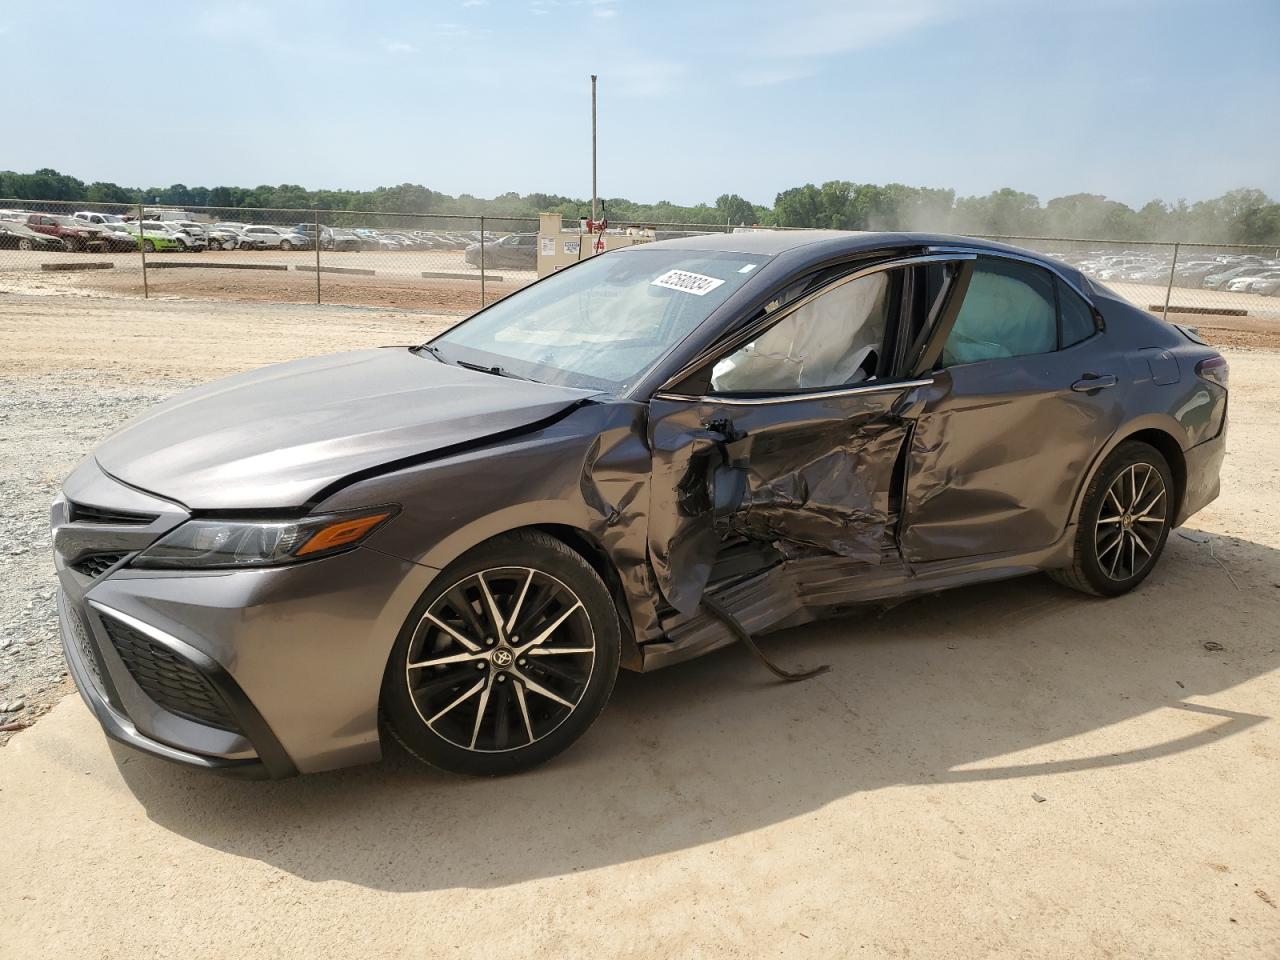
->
[1049, 440, 1175, 597]
[142, 239, 155, 253]
[280, 239, 293, 251]
[17, 239, 32, 251]
[383, 530, 621, 776]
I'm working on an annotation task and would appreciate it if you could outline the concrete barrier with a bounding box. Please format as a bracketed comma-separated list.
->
[40, 262, 113, 272]
[147, 262, 289, 271]
[1149, 304, 1249, 317]
[293, 265, 377, 276]
[420, 271, 503, 282]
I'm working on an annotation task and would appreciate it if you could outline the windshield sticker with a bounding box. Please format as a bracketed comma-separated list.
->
[651, 269, 727, 296]
[738, 264, 758, 273]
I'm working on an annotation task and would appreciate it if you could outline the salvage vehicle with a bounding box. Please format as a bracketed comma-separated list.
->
[464, 232, 537, 268]
[0, 220, 66, 251]
[52, 231, 1228, 778]
[119, 221, 184, 253]
[25, 213, 107, 252]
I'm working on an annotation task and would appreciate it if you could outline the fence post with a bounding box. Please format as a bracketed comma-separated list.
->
[314, 208, 321, 305]
[479, 216, 486, 308]
[1161, 241, 1179, 322]
[138, 201, 148, 299]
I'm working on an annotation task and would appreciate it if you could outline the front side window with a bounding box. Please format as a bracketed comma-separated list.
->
[710, 272, 892, 393]
[941, 258, 1057, 366]
[431, 248, 767, 393]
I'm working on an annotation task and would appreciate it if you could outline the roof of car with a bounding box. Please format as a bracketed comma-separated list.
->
[640, 228, 1046, 259]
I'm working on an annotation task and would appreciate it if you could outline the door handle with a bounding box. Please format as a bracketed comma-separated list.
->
[1072, 373, 1118, 392]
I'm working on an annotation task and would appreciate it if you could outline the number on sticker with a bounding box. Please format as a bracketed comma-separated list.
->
[651, 270, 727, 296]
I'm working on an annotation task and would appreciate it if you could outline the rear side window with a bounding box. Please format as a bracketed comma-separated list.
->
[941, 258, 1057, 366]
[1057, 277, 1098, 347]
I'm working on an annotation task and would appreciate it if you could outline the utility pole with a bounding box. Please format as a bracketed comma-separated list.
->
[591, 74, 598, 226]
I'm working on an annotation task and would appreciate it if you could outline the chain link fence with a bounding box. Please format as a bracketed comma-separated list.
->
[0, 198, 542, 313]
[973, 234, 1280, 322]
[2, 199, 1277, 322]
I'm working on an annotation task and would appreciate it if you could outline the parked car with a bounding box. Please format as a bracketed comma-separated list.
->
[1203, 265, 1271, 290]
[1249, 276, 1280, 296]
[25, 214, 107, 252]
[1226, 270, 1280, 293]
[1172, 262, 1225, 287]
[327, 228, 363, 252]
[134, 221, 205, 252]
[212, 223, 267, 250]
[98, 225, 140, 252]
[119, 221, 185, 253]
[354, 228, 397, 251]
[464, 232, 537, 268]
[52, 231, 1228, 779]
[242, 225, 312, 250]
[73, 212, 127, 226]
[0, 220, 66, 251]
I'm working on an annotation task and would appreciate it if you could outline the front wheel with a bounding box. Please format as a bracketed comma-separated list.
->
[280, 239, 293, 251]
[142, 239, 155, 252]
[382, 530, 620, 776]
[1049, 440, 1175, 597]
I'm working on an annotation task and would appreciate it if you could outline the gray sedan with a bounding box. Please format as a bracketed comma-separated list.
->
[53, 231, 1228, 778]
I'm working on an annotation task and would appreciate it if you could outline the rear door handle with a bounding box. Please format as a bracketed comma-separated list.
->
[1072, 373, 1118, 392]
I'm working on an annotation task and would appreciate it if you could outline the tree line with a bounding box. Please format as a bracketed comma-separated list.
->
[2, 168, 1277, 245]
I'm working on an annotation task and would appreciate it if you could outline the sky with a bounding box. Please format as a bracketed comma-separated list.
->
[2, 0, 1278, 208]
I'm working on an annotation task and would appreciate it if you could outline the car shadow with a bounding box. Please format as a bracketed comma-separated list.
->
[114, 528, 1279, 891]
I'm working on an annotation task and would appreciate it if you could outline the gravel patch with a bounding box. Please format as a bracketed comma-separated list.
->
[0, 374, 193, 739]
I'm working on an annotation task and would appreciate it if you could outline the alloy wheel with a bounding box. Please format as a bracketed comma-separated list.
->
[1095, 462, 1167, 581]
[404, 566, 596, 753]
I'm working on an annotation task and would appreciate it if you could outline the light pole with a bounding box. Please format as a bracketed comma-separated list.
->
[591, 74, 598, 226]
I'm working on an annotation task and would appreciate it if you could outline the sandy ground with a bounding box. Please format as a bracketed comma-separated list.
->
[0, 247, 536, 312]
[0, 293, 1278, 958]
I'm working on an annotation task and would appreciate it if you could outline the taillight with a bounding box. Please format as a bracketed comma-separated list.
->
[1196, 355, 1229, 389]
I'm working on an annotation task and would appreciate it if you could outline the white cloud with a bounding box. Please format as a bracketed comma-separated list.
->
[593, 7, 618, 18]
[735, 65, 817, 88]
[764, 0, 955, 58]
[381, 38, 419, 54]
[609, 59, 686, 98]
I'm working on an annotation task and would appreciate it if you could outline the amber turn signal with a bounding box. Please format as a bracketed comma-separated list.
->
[295, 512, 394, 557]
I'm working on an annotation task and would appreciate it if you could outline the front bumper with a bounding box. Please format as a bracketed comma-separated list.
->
[53, 461, 438, 776]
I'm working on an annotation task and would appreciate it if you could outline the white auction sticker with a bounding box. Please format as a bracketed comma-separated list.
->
[650, 269, 726, 296]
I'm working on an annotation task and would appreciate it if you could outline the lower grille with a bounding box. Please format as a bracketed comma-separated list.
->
[100, 617, 242, 733]
[71, 552, 128, 578]
[61, 594, 105, 690]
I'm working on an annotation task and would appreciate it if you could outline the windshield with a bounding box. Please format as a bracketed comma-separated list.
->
[429, 248, 767, 393]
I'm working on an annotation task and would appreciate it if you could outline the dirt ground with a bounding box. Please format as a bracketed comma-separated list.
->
[0, 247, 535, 312]
[0, 292, 1278, 958]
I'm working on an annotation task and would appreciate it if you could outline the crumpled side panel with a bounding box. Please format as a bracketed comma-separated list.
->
[724, 420, 908, 562]
[647, 387, 920, 615]
[575, 406, 666, 646]
[646, 406, 731, 615]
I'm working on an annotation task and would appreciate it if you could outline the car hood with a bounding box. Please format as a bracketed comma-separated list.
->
[93, 348, 601, 510]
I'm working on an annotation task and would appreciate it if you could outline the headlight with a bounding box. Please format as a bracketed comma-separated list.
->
[132, 507, 396, 569]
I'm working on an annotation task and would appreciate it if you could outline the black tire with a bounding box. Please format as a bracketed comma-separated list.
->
[17, 238, 32, 251]
[1049, 440, 1175, 597]
[280, 239, 293, 251]
[142, 239, 155, 253]
[382, 530, 621, 776]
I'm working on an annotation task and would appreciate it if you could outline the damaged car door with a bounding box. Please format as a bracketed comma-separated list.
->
[646, 254, 974, 614]
[899, 254, 1125, 564]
